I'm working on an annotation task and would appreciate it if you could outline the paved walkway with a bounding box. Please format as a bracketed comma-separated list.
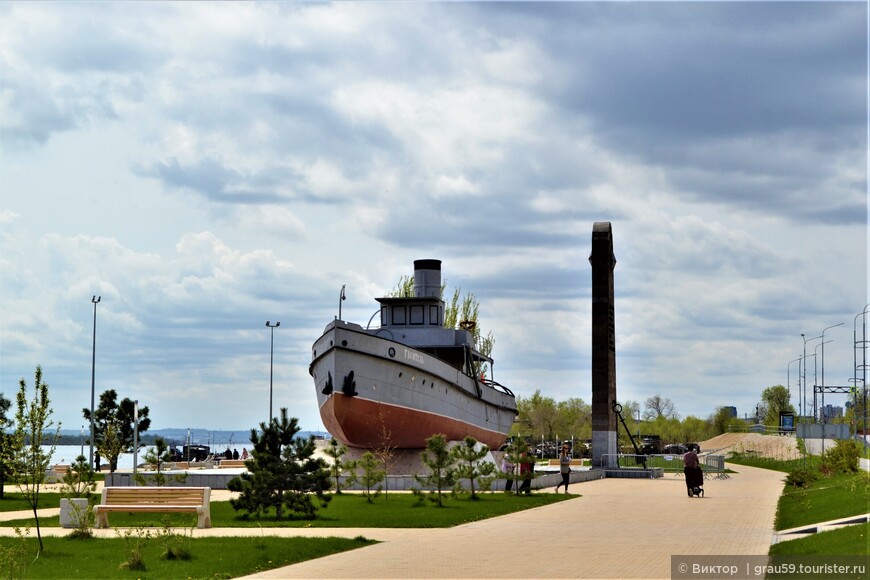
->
[239, 463, 785, 580]
[0, 464, 786, 579]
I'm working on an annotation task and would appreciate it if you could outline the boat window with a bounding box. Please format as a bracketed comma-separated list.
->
[410, 305, 424, 325]
[380, 306, 388, 326]
[430, 305, 440, 325]
[392, 305, 407, 325]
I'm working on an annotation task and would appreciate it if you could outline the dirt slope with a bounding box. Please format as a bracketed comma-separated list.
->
[698, 432, 799, 460]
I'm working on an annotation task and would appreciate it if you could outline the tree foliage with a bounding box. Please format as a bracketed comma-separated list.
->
[8, 366, 60, 551]
[758, 385, 794, 428]
[390, 277, 494, 376]
[0, 393, 12, 499]
[135, 436, 186, 487]
[371, 407, 397, 499]
[502, 437, 531, 494]
[413, 434, 456, 507]
[451, 436, 495, 499]
[82, 389, 150, 472]
[227, 409, 331, 520]
[512, 390, 591, 442]
[643, 395, 678, 421]
[356, 451, 385, 503]
[61, 454, 97, 499]
[323, 439, 357, 494]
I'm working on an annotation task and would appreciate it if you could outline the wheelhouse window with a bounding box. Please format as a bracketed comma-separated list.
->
[429, 305, 440, 325]
[410, 305, 424, 325]
[392, 305, 407, 325]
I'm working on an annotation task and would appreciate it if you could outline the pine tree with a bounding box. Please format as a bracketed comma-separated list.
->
[227, 408, 331, 520]
[414, 434, 456, 507]
[356, 451, 385, 503]
[323, 439, 356, 494]
[451, 436, 495, 499]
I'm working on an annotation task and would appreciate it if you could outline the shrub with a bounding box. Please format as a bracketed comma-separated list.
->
[785, 466, 819, 488]
[820, 439, 860, 475]
[159, 515, 194, 560]
[116, 525, 151, 571]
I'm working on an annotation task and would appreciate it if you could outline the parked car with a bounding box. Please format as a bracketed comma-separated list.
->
[640, 435, 662, 455]
[663, 443, 688, 455]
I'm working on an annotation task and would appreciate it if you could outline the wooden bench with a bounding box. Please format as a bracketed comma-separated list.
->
[218, 459, 246, 468]
[94, 487, 211, 529]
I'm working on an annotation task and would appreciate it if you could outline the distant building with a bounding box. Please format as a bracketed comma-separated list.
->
[723, 406, 737, 418]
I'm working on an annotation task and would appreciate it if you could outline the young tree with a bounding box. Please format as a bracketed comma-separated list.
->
[413, 433, 456, 507]
[356, 451, 385, 503]
[82, 389, 150, 472]
[451, 436, 495, 499]
[0, 393, 12, 499]
[61, 454, 97, 498]
[323, 439, 357, 494]
[227, 408, 331, 520]
[643, 395, 678, 421]
[9, 366, 60, 551]
[96, 420, 125, 474]
[135, 436, 185, 487]
[371, 407, 397, 499]
[759, 385, 794, 428]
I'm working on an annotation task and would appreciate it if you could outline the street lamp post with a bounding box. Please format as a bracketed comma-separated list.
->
[89, 295, 101, 470]
[801, 333, 822, 425]
[787, 357, 801, 401]
[820, 323, 844, 419]
[133, 400, 139, 476]
[266, 321, 280, 421]
[814, 341, 832, 420]
[854, 305, 870, 439]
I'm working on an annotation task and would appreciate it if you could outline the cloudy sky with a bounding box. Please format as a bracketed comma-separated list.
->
[1, 2, 867, 436]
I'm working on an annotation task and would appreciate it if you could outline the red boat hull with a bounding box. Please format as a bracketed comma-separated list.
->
[319, 393, 509, 449]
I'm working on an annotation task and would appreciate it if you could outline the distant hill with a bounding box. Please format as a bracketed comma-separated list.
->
[56, 427, 330, 447]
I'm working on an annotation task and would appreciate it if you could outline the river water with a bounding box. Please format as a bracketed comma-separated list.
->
[43, 445, 140, 470]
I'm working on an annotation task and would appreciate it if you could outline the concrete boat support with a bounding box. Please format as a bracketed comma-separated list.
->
[106, 467, 607, 491]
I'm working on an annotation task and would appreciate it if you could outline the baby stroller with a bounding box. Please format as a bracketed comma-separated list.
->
[685, 465, 704, 497]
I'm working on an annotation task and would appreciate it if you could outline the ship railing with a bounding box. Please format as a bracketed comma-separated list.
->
[481, 378, 514, 398]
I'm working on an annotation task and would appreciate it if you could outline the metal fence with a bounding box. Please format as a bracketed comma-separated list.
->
[599, 454, 728, 479]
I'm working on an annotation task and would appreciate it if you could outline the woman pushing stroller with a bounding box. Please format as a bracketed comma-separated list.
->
[683, 444, 703, 497]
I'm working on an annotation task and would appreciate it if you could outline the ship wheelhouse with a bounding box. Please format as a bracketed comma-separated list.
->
[370, 259, 492, 375]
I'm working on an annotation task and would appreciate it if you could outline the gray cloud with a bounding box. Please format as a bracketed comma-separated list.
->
[0, 2, 864, 431]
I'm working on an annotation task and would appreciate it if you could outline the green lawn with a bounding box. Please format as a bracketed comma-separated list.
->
[0, 534, 374, 579]
[2, 491, 575, 529]
[775, 472, 870, 531]
[769, 522, 869, 556]
[727, 454, 821, 473]
[0, 492, 83, 513]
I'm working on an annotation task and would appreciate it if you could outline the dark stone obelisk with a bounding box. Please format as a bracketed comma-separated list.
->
[589, 222, 617, 467]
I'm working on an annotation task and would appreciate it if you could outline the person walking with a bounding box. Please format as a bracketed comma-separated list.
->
[683, 444, 703, 497]
[518, 450, 533, 494]
[554, 444, 571, 493]
[501, 454, 515, 493]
